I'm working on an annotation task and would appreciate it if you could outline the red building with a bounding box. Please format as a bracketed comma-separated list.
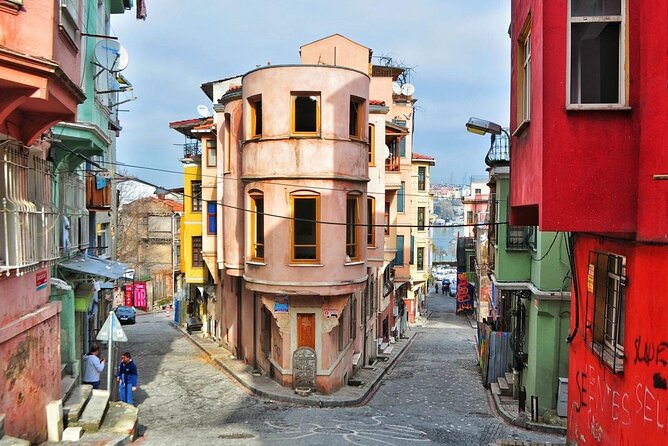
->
[509, 1, 668, 444]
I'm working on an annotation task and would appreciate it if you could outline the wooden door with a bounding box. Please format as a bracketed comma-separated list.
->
[297, 313, 315, 349]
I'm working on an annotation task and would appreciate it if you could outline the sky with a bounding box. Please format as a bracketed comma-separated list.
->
[112, 0, 510, 190]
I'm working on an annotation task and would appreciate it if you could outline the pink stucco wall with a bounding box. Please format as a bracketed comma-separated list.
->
[0, 272, 61, 444]
[300, 34, 370, 75]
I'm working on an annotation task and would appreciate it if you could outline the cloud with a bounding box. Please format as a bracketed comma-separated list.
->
[111, 0, 510, 187]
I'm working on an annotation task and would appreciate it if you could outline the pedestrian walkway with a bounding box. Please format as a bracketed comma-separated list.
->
[172, 318, 425, 407]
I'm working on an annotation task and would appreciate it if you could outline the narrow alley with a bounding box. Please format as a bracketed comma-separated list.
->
[118, 291, 565, 445]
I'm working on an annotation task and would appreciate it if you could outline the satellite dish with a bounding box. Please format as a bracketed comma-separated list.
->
[392, 82, 402, 95]
[382, 144, 391, 159]
[197, 105, 211, 118]
[94, 40, 129, 72]
[401, 83, 415, 96]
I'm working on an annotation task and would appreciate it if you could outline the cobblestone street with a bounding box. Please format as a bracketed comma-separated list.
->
[123, 291, 565, 445]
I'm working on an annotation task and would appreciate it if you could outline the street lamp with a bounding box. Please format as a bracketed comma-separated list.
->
[466, 117, 510, 166]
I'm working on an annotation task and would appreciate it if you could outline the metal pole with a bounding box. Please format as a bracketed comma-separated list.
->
[107, 311, 114, 392]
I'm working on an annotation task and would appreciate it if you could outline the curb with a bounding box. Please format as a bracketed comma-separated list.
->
[489, 388, 567, 436]
[171, 322, 417, 408]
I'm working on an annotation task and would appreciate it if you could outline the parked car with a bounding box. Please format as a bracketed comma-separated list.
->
[115, 306, 136, 325]
[449, 282, 457, 297]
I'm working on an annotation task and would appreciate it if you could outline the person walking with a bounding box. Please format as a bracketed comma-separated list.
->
[435, 282, 439, 294]
[117, 351, 138, 404]
[82, 344, 105, 389]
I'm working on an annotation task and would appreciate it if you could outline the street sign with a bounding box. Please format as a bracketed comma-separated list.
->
[97, 312, 128, 342]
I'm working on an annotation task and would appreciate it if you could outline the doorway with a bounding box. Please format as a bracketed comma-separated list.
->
[297, 313, 315, 349]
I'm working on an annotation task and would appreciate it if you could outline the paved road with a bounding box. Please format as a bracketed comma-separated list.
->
[120, 292, 565, 445]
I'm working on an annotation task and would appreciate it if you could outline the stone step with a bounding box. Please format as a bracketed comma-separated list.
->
[61, 375, 77, 402]
[71, 390, 110, 433]
[63, 384, 93, 424]
[490, 382, 501, 396]
[0, 435, 30, 445]
[505, 372, 514, 385]
[498, 376, 512, 396]
[99, 401, 138, 439]
[383, 345, 394, 354]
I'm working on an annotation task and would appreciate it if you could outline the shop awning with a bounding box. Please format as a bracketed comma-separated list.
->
[59, 255, 129, 281]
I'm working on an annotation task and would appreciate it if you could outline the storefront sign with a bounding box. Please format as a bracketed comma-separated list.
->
[35, 270, 48, 291]
[124, 284, 133, 307]
[133, 282, 147, 310]
[587, 263, 595, 293]
[323, 308, 338, 318]
[274, 295, 289, 313]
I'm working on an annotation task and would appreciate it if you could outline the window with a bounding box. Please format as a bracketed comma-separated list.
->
[417, 247, 424, 271]
[249, 95, 262, 138]
[384, 202, 390, 236]
[207, 202, 217, 235]
[398, 182, 405, 213]
[507, 225, 530, 250]
[400, 137, 406, 157]
[569, 0, 624, 105]
[60, 0, 81, 45]
[417, 207, 425, 231]
[192, 236, 203, 267]
[338, 307, 346, 351]
[346, 194, 361, 260]
[589, 251, 626, 372]
[206, 139, 217, 167]
[224, 113, 232, 172]
[250, 193, 264, 260]
[467, 210, 473, 225]
[367, 197, 375, 246]
[191, 181, 202, 212]
[349, 96, 364, 138]
[418, 166, 426, 191]
[292, 93, 320, 135]
[518, 22, 531, 122]
[410, 235, 414, 264]
[368, 124, 375, 166]
[395, 235, 404, 266]
[475, 188, 482, 194]
[291, 194, 319, 262]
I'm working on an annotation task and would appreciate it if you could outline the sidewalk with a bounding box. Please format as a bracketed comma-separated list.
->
[171, 318, 425, 407]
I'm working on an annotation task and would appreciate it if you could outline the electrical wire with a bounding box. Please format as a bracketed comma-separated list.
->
[530, 232, 561, 262]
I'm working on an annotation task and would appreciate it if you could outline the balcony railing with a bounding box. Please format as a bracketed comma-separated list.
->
[182, 141, 201, 160]
[485, 131, 510, 166]
[506, 225, 531, 251]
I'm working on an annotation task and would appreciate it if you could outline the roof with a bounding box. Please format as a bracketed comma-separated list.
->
[59, 255, 129, 281]
[412, 152, 436, 165]
[159, 198, 184, 212]
[369, 99, 386, 106]
[200, 74, 243, 100]
[300, 33, 370, 51]
[169, 117, 212, 137]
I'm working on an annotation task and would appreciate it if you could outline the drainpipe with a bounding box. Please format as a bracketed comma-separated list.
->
[253, 292, 258, 370]
[236, 276, 242, 359]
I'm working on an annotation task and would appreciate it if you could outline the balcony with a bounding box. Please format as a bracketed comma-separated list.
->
[182, 141, 201, 160]
[86, 173, 112, 210]
[485, 132, 510, 167]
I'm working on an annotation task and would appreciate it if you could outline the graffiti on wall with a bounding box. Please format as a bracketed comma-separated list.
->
[571, 337, 668, 442]
[456, 273, 472, 313]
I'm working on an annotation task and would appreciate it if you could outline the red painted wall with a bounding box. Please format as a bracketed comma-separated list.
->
[568, 235, 668, 445]
[509, 0, 652, 233]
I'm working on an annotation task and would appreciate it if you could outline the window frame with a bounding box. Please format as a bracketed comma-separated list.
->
[224, 113, 232, 173]
[346, 193, 361, 261]
[395, 235, 404, 266]
[417, 166, 426, 191]
[367, 197, 375, 247]
[59, 0, 81, 48]
[249, 95, 262, 139]
[191, 236, 203, 268]
[206, 201, 217, 235]
[397, 182, 405, 213]
[250, 192, 264, 261]
[588, 250, 627, 373]
[368, 124, 375, 166]
[566, 0, 627, 109]
[291, 92, 321, 136]
[206, 138, 217, 167]
[417, 246, 424, 271]
[290, 193, 320, 263]
[191, 180, 202, 213]
[417, 206, 426, 231]
[517, 15, 532, 126]
[349, 96, 365, 139]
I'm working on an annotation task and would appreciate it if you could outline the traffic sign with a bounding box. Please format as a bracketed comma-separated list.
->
[97, 312, 128, 342]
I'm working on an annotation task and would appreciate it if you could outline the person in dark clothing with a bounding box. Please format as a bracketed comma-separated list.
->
[116, 351, 138, 404]
[435, 282, 439, 294]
